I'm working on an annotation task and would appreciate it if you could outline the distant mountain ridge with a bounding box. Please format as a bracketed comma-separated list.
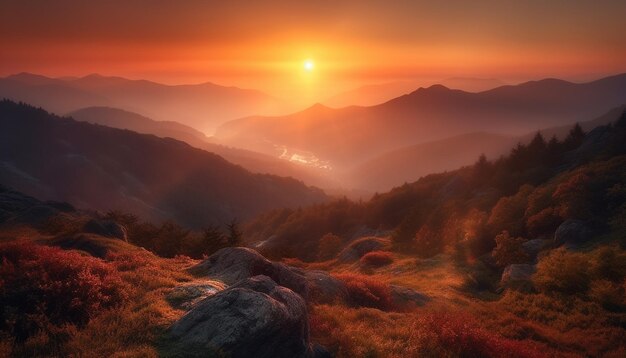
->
[68, 106, 339, 189]
[324, 77, 506, 107]
[347, 105, 626, 191]
[0, 72, 286, 133]
[69, 106, 210, 145]
[0, 100, 327, 228]
[216, 73, 626, 169]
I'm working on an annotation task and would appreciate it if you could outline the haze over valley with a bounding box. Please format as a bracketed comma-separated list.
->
[1, 1, 626, 357]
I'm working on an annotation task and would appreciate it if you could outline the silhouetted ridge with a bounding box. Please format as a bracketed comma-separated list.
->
[0, 100, 327, 228]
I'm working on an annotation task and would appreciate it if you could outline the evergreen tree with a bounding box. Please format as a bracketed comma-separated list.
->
[563, 123, 585, 149]
[226, 219, 243, 246]
[202, 224, 227, 253]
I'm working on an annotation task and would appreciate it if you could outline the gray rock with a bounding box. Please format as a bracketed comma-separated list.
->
[501, 264, 536, 290]
[305, 270, 349, 304]
[169, 275, 313, 358]
[522, 239, 547, 260]
[190, 247, 309, 298]
[554, 219, 592, 247]
[338, 237, 391, 263]
[82, 219, 128, 241]
[193, 247, 353, 306]
[390, 285, 430, 307]
[167, 282, 225, 310]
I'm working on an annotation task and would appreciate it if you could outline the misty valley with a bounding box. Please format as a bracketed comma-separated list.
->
[1, 2, 626, 357]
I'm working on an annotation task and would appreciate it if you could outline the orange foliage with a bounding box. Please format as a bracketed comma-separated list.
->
[0, 241, 129, 342]
[492, 231, 530, 267]
[414, 313, 547, 358]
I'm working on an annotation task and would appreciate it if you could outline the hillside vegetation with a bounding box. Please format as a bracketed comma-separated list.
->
[0, 100, 327, 229]
[245, 113, 626, 262]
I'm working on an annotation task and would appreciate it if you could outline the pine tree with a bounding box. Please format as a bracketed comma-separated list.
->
[226, 219, 243, 246]
[563, 123, 585, 149]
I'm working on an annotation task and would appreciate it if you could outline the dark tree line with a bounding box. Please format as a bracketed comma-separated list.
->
[104, 211, 243, 258]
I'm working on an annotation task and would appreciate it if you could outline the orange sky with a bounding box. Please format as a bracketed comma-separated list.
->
[1, 0, 625, 102]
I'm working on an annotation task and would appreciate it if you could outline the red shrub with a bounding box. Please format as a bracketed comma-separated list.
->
[360, 251, 394, 267]
[333, 273, 394, 310]
[0, 241, 129, 341]
[415, 313, 547, 358]
[526, 207, 562, 238]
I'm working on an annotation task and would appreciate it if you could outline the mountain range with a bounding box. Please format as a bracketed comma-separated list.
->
[68, 106, 338, 189]
[347, 105, 626, 191]
[0, 100, 326, 228]
[0, 73, 287, 133]
[323, 77, 506, 107]
[215, 73, 626, 171]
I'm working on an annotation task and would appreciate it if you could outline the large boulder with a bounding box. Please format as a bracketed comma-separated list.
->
[190, 247, 309, 298]
[554, 219, 592, 247]
[82, 219, 128, 241]
[501, 264, 536, 291]
[166, 282, 226, 310]
[192, 247, 352, 305]
[337, 237, 391, 263]
[168, 275, 314, 358]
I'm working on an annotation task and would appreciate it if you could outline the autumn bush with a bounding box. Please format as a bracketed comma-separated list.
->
[333, 273, 394, 310]
[491, 231, 529, 267]
[0, 241, 129, 342]
[533, 248, 590, 294]
[360, 250, 394, 267]
[414, 313, 547, 358]
[534, 245, 626, 298]
[310, 305, 550, 358]
[588, 280, 625, 310]
[526, 207, 562, 238]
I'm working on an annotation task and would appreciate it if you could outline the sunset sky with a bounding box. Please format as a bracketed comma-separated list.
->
[1, 0, 625, 102]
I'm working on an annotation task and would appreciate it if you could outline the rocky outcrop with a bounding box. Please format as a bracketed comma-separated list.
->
[554, 219, 592, 247]
[190, 247, 309, 297]
[82, 219, 128, 241]
[305, 270, 349, 304]
[174, 248, 431, 355]
[167, 282, 226, 310]
[501, 264, 536, 291]
[191, 247, 349, 304]
[337, 237, 391, 263]
[168, 275, 315, 358]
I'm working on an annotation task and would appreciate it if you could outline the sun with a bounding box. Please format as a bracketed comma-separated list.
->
[303, 59, 314, 72]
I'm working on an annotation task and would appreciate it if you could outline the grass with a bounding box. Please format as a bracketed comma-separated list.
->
[299, 250, 626, 357]
[360, 250, 394, 267]
[0, 233, 200, 357]
[310, 305, 555, 358]
[1, 229, 624, 357]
